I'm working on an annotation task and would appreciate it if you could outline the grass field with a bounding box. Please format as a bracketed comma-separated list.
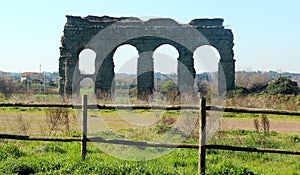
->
[0, 97, 300, 174]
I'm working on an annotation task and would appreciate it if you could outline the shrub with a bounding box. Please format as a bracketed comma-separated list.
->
[227, 86, 249, 97]
[249, 82, 268, 93]
[16, 115, 30, 135]
[45, 108, 70, 135]
[154, 123, 172, 134]
[161, 80, 177, 92]
[290, 135, 300, 143]
[265, 77, 299, 95]
[0, 77, 16, 98]
[254, 114, 270, 136]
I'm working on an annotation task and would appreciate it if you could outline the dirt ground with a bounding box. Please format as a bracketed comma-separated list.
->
[1, 112, 300, 135]
[222, 117, 300, 134]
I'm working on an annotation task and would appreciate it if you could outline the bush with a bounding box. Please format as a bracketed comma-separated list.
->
[0, 77, 16, 98]
[45, 108, 70, 135]
[161, 80, 177, 92]
[227, 86, 249, 97]
[290, 135, 300, 143]
[249, 82, 268, 93]
[265, 77, 299, 95]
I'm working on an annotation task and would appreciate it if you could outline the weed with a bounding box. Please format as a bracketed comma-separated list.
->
[290, 135, 300, 143]
[254, 118, 260, 133]
[45, 108, 70, 135]
[228, 129, 256, 136]
[154, 123, 172, 134]
[254, 114, 270, 136]
[16, 115, 30, 135]
[261, 114, 270, 136]
[159, 115, 176, 126]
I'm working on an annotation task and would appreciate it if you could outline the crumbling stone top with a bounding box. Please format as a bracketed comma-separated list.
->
[66, 15, 141, 25]
[84, 15, 141, 22]
[65, 15, 225, 28]
[189, 18, 224, 28]
[146, 18, 179, 26]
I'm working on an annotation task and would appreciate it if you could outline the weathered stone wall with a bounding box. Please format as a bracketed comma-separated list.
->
[59, 15, 235, 99]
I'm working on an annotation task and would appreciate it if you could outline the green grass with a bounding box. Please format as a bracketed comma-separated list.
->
[0, 131, 299, 174]
[7, 94, 63, 103]
[0, 107, 45, 116]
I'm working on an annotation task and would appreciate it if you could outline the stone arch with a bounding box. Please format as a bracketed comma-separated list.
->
[153, 44, 180, 101]
[193, 45, 221, 95]
[59, 15, 235, 99]
[193, 45, 220, 73]
[123, 36, 198, 99]
[70, 46, 98, 98]
[78, 48, 96, 74]
[79, 77, 94, 97]
[95, 44, 139, 99]
[153, 44, 179, 74]
[113, 44, 139, 74]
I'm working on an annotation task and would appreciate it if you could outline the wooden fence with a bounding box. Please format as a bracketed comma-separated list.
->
[1, 95, 300, 175]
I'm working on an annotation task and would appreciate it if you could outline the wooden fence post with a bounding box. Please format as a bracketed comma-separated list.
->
[81, 95, 87, 160]
[198, 96, 206, 175]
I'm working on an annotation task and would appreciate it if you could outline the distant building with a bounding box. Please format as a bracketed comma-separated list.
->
[21, 72, 44, 83]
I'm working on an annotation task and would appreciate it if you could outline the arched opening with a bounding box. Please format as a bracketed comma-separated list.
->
[153, 44, 179, 92]
[73, 77, 96, 103]
[153, 44, 179, 74]
[78, 49, 96, 74]
[193, 45, 220, 73]
[80, 77, 94, 95]
[112, 44, 139, 102]
[193, 45, 221, 95]
[113, 44, 139, 74]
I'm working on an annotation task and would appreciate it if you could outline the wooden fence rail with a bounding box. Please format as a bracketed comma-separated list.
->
[1, 102, 300, 116]
[1, 134, 300, 155]
[1, 96, 300, 175]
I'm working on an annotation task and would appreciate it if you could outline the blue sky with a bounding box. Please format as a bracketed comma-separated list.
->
[0, 0, 299, 73]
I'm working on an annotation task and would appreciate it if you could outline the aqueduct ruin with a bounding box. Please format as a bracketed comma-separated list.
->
[59, 15, 235, 99]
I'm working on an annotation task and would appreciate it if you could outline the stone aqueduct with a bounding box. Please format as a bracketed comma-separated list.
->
[59, 15, 235, 99]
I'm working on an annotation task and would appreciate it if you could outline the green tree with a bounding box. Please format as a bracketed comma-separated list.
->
[0, 77, 16, 98]
[161, 80, 177, 92]
[265, 77, 299, 95]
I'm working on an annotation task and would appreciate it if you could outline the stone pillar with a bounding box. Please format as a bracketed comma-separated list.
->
[58, 47, 66, 96]
[218, 59, 235, 94]
[64, 53, 78, 98]
[135, 43, 157, 100]
[95, 50, 115, 100]
[177, 47, 195, 93]
[217, 39, 235, 94]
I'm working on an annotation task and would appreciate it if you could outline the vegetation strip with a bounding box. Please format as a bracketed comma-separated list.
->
[0, 102, 73, 108]
[208, 106, 300, 116]
[88, 137, 199, 148]
[1, 102, 300, 117]
[0, 102, 199, 110]
[206, 145, 300, 155]
[1, 134, 300, 156]
[0, 134, 81, 142]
